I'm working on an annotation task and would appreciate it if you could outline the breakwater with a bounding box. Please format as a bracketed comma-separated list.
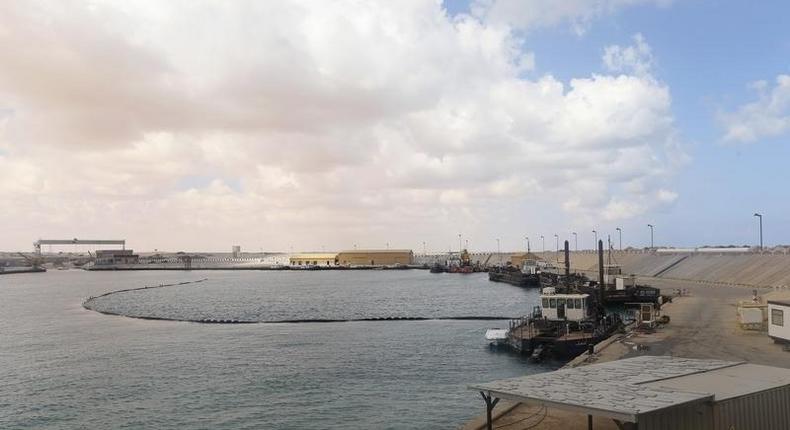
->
[539, 250, 790, 288]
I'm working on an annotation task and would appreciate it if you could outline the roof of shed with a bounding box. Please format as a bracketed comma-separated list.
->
[643, 363, 790, 401]
[470, 356, 742, 422]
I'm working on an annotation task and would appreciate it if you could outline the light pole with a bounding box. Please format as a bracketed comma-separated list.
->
[554, 234, 559, 252]
[592, 230, 597, 250]
[422, 241, 426, 255]
[465, 239, 469, 250]
[647, 224, 654, 249]
[496, 238, 500, 254]
[525, 236, 530, 253]
[572, 232, 577, 251]
[754, 213, 763, 251]
[386, 242, 389, 250]
[458, 234, 462, 253]
[616, 227, 622, 251]
[540, 235, 545, 255]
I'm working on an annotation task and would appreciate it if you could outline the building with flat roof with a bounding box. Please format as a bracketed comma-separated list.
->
[336, 250, 413, 266]
[289, 253, 338, 266]
[471, 356, 790, 430]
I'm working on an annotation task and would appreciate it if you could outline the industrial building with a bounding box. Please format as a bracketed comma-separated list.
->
[471, 356, 790, 430]
[336, 250, 413, 266]
[94, 250, 139, 265]
[289, 253, 338, 266]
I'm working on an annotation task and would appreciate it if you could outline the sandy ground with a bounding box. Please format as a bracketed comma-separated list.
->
[462, 279, 790, 430]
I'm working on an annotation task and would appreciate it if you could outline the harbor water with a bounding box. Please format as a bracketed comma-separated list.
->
[0, 270, 553, 429]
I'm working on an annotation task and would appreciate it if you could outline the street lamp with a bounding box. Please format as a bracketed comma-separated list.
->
[592, 230, 597, 249]
[616, 227, 622, 251]
[754, 213, 763, 251]
[554, 234, 559, 253]
[458, 234, 462, 252]
[496, 238, 500, 254]
[572, 232, 577, 251]
[540, 235, 545, 254]
[647, 224, 654, 249]
[525, 236, 530, 253]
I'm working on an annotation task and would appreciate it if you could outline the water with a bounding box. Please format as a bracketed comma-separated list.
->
[0, 270, 554, 429]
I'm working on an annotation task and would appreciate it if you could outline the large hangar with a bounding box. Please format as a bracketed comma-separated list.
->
[336, 250, 413, 266]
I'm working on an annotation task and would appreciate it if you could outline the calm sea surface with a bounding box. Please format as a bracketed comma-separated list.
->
[0, 270, 553, 429]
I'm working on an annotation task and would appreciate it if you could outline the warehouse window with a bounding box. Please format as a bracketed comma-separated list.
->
[574, 298, 582, 309]
[542, 298, 549, 308]
[549, 298, 556, 308]
[772, 308, 784, 327]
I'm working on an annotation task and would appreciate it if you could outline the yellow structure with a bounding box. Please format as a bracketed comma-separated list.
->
[289, 253, 338, 266]
[510, 252, 543, 267]
[336, 250, 413, 266]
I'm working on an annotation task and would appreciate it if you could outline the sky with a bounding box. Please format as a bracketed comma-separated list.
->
[1, 0, 790, 253]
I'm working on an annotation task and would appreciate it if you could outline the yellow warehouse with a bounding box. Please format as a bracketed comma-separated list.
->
[336, 250, 413, 266]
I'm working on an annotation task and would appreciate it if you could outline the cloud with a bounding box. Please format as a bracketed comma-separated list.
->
[603, 33, 654, 76]
[719, 74, 790, 143]
[0, 0, 683, 251]
[472, 0, 672, 35]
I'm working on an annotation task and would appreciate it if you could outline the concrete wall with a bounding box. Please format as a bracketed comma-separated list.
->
[543, 251, 790, 288]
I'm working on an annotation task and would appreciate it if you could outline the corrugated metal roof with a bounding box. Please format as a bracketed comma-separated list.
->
[470, 356, 741, 422]
[644, 363, 790, 402]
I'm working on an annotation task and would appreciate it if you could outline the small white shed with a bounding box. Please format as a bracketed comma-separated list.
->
[767, 299, 790, 344]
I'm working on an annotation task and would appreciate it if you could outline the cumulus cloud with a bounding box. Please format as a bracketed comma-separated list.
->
[719, 75, 790, 143]
[603, 33, 654, 76]
[0, 0, 682, 251]
[472, 0, 672, 35]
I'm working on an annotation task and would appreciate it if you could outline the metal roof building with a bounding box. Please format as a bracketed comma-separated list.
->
[470, 356, 790, 430]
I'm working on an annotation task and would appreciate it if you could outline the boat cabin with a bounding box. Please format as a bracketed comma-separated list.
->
[540, 288, 591, 322]
[521, 259, 539, 274]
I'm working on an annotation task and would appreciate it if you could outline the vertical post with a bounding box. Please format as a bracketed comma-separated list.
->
[592, 230, 597, 250]
[588, 414, 593, 430]
[598, 239, 605, 307]
[480, 392, 500, 430]
[754, 213, 763, 251]
[573, 232, 577, 251]
[616, 227, 622, 251]
[647, 224, 654, 249]
[564, 240, 570, 278]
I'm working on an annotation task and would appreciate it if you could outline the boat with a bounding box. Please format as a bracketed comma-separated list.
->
[488, 259, 541, 287]
[429, 263, 446, 273]
[484, 328, 509, 348]
[506, 287, 622, 360]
